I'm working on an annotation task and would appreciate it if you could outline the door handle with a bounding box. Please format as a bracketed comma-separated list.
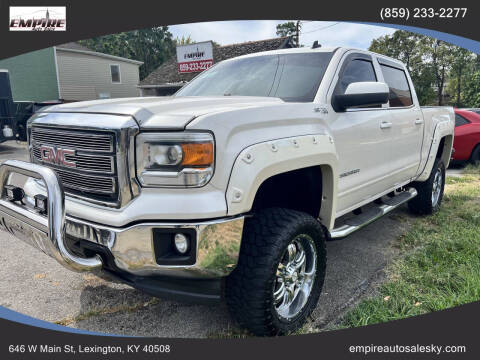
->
[380, 121, 392, 129]
[415, 119, 424, 125]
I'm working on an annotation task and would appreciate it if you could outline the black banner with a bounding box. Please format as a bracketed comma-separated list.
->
[1, 301, 479, 359]
[0, 0, 478, 59]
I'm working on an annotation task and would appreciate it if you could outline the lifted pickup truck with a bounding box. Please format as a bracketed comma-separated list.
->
[0, 47, 454, 336]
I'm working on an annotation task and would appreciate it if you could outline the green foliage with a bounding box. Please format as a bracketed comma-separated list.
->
[369, 30, 479, 107]
[342, 174, 480, 328]
[462, 68, 480, 107]
[422, 38, 454, 106]
[276, 21, 299, 37]
[79, 27, 175, 80]
[369, 31, 420, 70]
[447, 47, 475, 107]
[175, 35, 194, 45]
[276, 21, 301, 47]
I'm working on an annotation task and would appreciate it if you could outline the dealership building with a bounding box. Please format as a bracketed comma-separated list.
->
[139, 36, 295, 96]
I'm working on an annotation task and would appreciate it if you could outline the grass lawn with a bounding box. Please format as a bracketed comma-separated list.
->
[340, 169, 480, 328]
[464, 163, 480, 175]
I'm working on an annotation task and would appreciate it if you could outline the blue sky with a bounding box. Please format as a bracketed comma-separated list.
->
[169, 21, 396, 49]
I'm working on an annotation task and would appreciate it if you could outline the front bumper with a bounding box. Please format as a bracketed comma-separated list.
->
[0, 160, 244, 281]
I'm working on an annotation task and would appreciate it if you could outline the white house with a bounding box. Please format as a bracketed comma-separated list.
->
[55, 42, 143, 101]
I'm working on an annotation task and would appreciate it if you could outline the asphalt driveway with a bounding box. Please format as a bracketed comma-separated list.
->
[0, 141, 416, 337]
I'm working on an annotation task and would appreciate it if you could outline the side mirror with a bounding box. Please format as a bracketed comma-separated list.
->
[333, 82, 389, 112]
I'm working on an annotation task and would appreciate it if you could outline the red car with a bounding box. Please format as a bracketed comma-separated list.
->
[452, 109, 480, 163]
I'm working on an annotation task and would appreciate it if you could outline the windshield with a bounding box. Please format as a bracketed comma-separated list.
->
[175, 52, 333, 102]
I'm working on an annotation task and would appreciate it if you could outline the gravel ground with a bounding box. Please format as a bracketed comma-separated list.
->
[0, 141, 440, 337]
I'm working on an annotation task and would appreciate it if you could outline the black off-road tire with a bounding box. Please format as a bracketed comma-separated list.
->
[408, 158, 445, 215]
[225, 207, 327, 336]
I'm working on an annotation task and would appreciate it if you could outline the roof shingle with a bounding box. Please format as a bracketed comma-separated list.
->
[56, 42, 92, 52]
[139, 36, 294, 87]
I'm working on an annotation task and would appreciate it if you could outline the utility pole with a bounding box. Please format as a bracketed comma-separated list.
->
[295, 20, 300, 47]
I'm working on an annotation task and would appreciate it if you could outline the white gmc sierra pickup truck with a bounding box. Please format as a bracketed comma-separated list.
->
[0, 47, 454, 336]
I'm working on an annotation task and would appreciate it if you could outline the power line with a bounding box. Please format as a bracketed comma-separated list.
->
[301, 22, 340, 35]
[300, 21, 323, 29]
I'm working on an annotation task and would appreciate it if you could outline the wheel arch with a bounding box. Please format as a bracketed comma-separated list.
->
[226, 134, 338, 229]
[469, 142, 480, 162]
[437, 135, 453, 167]
[416, 119, 454, 182]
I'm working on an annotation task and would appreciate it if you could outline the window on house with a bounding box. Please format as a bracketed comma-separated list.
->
[380, 64, 413, 107]
[110, 65, 120, 83]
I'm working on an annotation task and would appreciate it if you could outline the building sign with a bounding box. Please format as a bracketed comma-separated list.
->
[9, 7, 66, 31]
[176, 41, 213, 73]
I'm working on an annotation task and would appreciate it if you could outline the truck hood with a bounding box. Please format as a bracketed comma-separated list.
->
[40, 96, 284, 130]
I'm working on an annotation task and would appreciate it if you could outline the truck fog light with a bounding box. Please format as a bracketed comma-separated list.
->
[5, 185, 24, 202]
[174, 233, 190, 254]
[34, 194, 48, 214]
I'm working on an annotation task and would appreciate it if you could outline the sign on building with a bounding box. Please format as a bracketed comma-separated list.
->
[176, 41, 213, 73]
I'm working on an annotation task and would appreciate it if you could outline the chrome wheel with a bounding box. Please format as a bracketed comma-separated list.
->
[431, 168, 443, 207]
[273, 234, 317, 320]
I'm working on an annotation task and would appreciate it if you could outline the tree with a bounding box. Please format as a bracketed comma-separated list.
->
[422, 39, 453, 106]
[463, 72, 480, 107]
[369, 31, 418, 70]
[276, 21, 301, 47]
[175, 35, 194, 45]
[369, 31, 436, 105]
[79, 27, 175, 80]
[448, 47, 477, 107]
[462, 55, 480, 107]
[370, 30, 479, 107]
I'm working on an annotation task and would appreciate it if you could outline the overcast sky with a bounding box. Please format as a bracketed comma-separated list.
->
[169, 21, 396, 49]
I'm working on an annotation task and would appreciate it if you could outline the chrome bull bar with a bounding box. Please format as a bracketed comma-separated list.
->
[0, 160, 102, 272]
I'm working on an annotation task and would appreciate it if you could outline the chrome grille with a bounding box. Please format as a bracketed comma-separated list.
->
[53, 168, 115, 194]
[31, 127, 113, 152]
[32, 147, 114, 174]
[30, 126, 117, 200]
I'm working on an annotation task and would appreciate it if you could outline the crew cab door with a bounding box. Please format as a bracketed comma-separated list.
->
[375, 57, 423, 184]
[328, 52, 395, 216]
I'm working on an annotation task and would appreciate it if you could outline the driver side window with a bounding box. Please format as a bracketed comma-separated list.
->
[339, 59, 377, 94]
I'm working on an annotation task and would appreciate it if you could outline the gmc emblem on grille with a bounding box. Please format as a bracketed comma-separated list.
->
[39, 145, 76, 168]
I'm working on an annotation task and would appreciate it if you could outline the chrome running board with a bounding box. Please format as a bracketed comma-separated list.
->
[330, 187, 417, 239]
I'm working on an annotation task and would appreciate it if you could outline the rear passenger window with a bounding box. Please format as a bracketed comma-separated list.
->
[338, 59, 377, 93]
[380, 64, 413, 107]
[455, 114, 470, 127]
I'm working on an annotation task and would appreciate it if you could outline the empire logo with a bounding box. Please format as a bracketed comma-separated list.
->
[9, 7, 66, 31]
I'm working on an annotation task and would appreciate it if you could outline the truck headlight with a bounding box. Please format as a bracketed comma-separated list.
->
[136, 132, 214, 187]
